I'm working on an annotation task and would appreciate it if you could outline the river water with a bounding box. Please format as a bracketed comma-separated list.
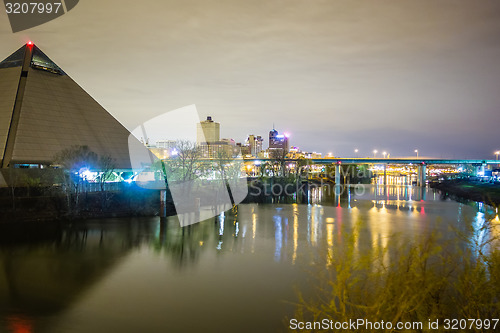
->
[0, 185, 497, 333]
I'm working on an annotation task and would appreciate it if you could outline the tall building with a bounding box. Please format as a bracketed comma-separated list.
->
[247, 135, 263, 156]
[269, 128, 289, 154]
[237, 142, 251, 156]
[198, 139, 237, 159]
[0, 42, 146, 170]
[196, 116, 220, 144]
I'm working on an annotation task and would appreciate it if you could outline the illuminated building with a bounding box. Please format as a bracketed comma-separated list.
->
[237, 143, 251, 156]
[269, 128, 289, 157]
[304, 152, 322, 159]
[247, 135, 263, 157]
[288, 146, 303, 159]
[199, 139, 238, 159]
[196, 116, 220, 144]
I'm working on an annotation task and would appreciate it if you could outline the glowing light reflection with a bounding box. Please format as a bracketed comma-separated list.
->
[274, 215, 282, 262]
[292, 205, 298, 264]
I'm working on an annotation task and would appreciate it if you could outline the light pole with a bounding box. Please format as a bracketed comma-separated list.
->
[383, 151, 387, 159]
[373, 150, 378, 158]
[495, 151, 500, 161]
[414, 149, 419, 158]
[354, 149, 358, 158]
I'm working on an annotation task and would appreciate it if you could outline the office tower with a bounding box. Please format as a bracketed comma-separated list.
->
[269, 128, 289, 153]
[196, 116, 220, 144]
[247, 135, 263, 157]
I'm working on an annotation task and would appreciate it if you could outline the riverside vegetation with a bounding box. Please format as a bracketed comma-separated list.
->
[289, 209, 500, 332]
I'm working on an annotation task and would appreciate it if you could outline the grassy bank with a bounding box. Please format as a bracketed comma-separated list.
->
[430, 179, 500, 206]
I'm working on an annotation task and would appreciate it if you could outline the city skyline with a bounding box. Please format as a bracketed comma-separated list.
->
[1, 0, 500, 158]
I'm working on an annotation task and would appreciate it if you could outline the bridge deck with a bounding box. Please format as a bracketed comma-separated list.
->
[242, 158, 499, 165]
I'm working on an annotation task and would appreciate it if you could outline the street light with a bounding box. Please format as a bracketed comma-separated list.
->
[495, 151, 500, 160]
[383, 151, 387, 159]
[373, 150, 378, 158]
[414, 149, 419, 158]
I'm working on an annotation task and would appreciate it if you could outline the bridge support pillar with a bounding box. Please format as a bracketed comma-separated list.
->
[417, 164, 426, 187]
[335, 164, 341, 185]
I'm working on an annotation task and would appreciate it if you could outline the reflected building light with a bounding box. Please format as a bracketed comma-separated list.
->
[251, 213, 257, 253]
[284, 218, 289, 246]
[335, 204, 343, 237]
[235, 222, 239, 237]
[473, 212, 489, 257]
[274, 215, 283, 262]
[216, 240, 223, 250]
[310, 206, 318, 246]
[380, 201, 387, 214]
[307, 205, 312, 245]
[326, 223, 334, 267]
[347, 186, 351, 209]
[334, 186, 340, 207]
[219, 213, 225, 236]
[292, 205, 299, 265]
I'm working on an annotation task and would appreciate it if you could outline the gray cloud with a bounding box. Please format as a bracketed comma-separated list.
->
[1, 0, 499, 158]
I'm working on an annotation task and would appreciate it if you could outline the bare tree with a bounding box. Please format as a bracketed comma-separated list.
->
[97, 155, 116, 192]
[212, 149, 243, 208]
[96, 154, 116, 210]
[269, 148, 289, 177]
[161, 140, 204, 183]
[53, 145, 98, 213]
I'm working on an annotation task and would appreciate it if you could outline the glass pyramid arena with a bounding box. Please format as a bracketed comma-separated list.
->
[0, 42, 148, 171]
[0, 43, 65, 74]
[0, 45, 25, 69]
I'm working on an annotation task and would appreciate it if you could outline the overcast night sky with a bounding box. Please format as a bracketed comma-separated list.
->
[1, 0, 500, 159]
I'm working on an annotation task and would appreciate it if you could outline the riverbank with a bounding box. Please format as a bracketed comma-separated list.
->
[0, 184, 174, 224]
[430, 179, 500, 206]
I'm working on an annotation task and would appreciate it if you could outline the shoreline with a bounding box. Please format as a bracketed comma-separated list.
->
[1, 179, 498, 227]
[430, 179, 500, 206]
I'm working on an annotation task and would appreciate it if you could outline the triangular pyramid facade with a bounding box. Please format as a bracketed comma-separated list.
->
[0, 42, 141, 169]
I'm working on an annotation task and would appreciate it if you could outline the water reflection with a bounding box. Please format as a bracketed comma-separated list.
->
[273, 215, 282, 261]
[0, 185, 498, 333]
[6, 314, 33, 333]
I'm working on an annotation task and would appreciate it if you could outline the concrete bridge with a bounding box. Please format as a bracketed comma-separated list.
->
[243, 158, 499, 187]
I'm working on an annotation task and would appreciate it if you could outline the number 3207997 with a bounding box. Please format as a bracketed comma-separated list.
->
[5, 2, 62, 14]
